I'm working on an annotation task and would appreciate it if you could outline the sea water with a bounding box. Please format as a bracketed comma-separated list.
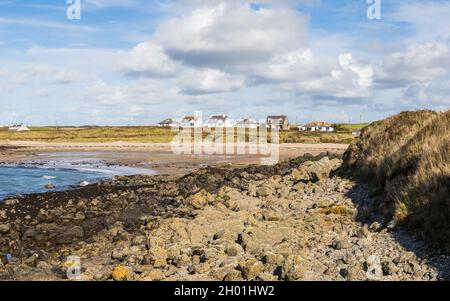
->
[0, 166, 106, 200]
[0, 163, 155, 200]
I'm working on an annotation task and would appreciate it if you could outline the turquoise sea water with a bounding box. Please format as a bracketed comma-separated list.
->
[0, 166, 106, 200]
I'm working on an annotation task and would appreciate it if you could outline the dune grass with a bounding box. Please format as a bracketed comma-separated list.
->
[341, 110, 450, 250]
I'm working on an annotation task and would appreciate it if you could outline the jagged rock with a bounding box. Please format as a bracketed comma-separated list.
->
[146, 246, 168, 268]
[45, 184, 55, 189]
[111, 246, 143, 261]
[224, 270, 243, 281]
[238, 259, 264, 280]
[331, 237, 349, 250]
[185, 190, 213, 209]
[111, 265, 134, 281]
[382, 261, 399, 276]
[282, 255, 304, 280]
[0, 223, 10, 234]
[4, 199, 19, 205]
[290, 157, 341, 183]
[140, 269, 165, 281]
[263, 253, 285, 266]
[256, 186, 272, 197]
[347, 263, 364, 280]
[225, 244, 242, 257]
[258, 273, 279, 281]
[55, 226, 84, 244]
[369, 222, 382, 232]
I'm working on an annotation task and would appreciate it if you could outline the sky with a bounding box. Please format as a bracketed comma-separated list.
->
[0, 0, 449, 126]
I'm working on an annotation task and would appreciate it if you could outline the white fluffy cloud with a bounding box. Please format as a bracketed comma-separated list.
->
[3, 0, 449, 126]
[152, 3, 307, 68]
[121, 2, 376, 100]
[402, 81, 450, 107]
[389, 1, 450, 41]
[122, 42, 179, 77]
[177, 69, 245, 95]
[377, 42, 450, 86]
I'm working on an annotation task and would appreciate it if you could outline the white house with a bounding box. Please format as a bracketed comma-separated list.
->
[158, 118, 180, 127]
[234, 118, 259, 129]
[266, 115, 290, 131]
[204, 114, 233, 128]
[180, 115, 203, 128]
[300, 121, 335, 132]
[8, 124, 30, 132]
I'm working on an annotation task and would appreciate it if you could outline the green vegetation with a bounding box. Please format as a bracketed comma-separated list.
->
[333, 123, 369, 133]
[280, 130, 355, 144]
[341, 110, 450, 251]
[0, 127, 177, 143]
[0, 125, 359, 144]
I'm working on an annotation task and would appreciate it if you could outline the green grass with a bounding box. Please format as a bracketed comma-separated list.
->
[0, 126, 356, 144]
[333, 123, 369, 133]
[0, 127, 177, 143]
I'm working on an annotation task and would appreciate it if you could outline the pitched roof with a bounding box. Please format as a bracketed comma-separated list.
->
[267, 115, 288, 123]
[237, 118, 257, 123]
[181, 115, 200, 122]
[209, 115, 229, 122]
[304, 121, 332, 127]
[158, 118, 175, 124]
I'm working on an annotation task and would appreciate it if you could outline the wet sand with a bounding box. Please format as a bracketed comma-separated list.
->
[0, 141, 349, 175]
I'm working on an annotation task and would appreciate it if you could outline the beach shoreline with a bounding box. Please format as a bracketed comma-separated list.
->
[0, 141, 349, 175]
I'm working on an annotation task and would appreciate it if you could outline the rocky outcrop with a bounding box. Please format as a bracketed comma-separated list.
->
[0, 153, 448, 281]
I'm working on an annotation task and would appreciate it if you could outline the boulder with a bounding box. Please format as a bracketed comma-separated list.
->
[238, 259, 264, 280]
[282, 255, 304, 280]
[111, 265, 134, 281]
[185, 190, 213, 209]
[225, 244, 243, 257]
[140, 269, 165, 281]
[256, 186, 272, 197]
[147, 246, 168, 268]
[258, 273, 279, 281]
[55, 226, 84, 244]
[224, 270, 243, 281]
[263, 252, 285, 266]
[45, 184, 55, 189]
[0, 223, 10, 234]
[291, 157, 341, 183]
[4, 199, 19, 206]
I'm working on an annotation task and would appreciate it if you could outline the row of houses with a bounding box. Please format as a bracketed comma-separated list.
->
[158, 115, 291, 130]
[158, 115, 336, 132]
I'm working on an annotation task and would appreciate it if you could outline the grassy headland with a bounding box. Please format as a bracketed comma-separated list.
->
[341, 110, 450, 250]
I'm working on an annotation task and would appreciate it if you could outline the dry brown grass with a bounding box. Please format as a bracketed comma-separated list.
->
[0, 126, 355, 144]
[321, 205, 351, 216]
[341, 110, 450, 250]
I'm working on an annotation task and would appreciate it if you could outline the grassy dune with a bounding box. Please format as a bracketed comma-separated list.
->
[342, 110, 450, 250]
[0, 125, 359, 144]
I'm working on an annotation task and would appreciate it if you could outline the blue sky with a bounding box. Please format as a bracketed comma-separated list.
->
[1, 0, 449, 125]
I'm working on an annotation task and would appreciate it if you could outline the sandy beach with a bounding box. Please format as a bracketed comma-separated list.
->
[0, 141, 349, 174]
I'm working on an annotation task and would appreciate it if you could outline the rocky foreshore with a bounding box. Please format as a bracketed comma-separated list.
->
[0, 153, 448, 281]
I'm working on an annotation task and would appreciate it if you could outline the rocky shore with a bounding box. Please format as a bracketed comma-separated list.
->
[0, 153, 448, 281]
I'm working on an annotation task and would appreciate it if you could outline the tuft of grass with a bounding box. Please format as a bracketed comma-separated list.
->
[341, 110, 450, 251]
[321, 205, 351, 216]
